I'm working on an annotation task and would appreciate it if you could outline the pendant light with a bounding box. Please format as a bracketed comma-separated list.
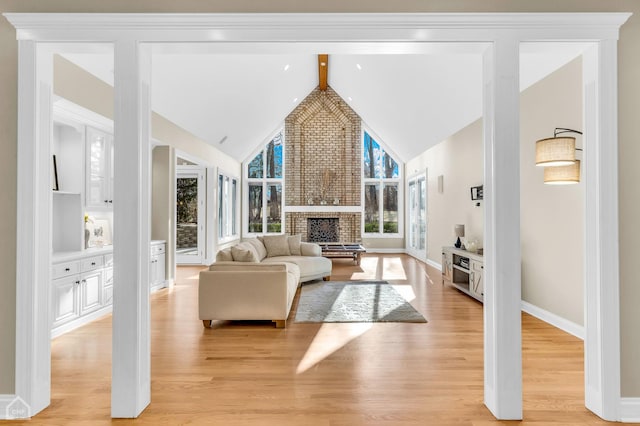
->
[535, 128, 583, 185]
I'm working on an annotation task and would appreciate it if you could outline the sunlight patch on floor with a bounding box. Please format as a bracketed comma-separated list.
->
[382, 257, 407, 280]
[296, 322, 372, 374]
[392, 284, 416, 302]
[350, 257, 379, 280]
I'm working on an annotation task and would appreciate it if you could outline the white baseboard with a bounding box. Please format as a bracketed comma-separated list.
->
[365, 248, 406, 254]
[425, 258, 442, 271]
[0, 394, 31, 419]
[620, 398, 640, 422]
[521, 301, 584, 340]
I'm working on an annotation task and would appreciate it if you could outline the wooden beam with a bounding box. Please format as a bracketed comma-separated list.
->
[318, 54, 328, 90]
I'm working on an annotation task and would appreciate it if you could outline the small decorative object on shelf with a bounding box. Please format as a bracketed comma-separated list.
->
[333, 197, 340, 205]
[84, 214, 92, 249]
[307, 197, 314, 205]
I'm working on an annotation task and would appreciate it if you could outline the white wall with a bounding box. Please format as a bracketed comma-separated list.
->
[407, 57, 583, 327]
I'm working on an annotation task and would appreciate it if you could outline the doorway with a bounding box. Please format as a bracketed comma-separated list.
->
[407, 172, 427, 261]
[175, 165, 205, 264]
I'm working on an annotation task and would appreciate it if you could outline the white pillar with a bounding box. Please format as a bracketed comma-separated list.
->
[482, 38, 523, 420]
[111, 39, 152, 418]
[582, 40, 621, 421]
[15, 40, 53, 417]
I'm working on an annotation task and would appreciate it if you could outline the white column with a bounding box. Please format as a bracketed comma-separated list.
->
[582, 40, 621, 421]
[111, 39, 152, 418]
[15, 40, 53, 417]
[482, 38, 522, 420]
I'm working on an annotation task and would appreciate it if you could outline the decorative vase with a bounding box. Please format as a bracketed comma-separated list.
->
[84, 227, 90, 249]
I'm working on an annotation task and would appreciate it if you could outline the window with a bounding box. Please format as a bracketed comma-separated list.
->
[363, 130, 401, 235]
[245, 130, 284, 234]
[218, 171, 238, 242]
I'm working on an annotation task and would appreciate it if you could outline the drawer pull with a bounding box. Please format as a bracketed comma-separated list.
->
[65, 268, 70, 272]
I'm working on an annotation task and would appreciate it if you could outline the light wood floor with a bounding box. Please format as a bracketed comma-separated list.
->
[11, 254, 623, 425]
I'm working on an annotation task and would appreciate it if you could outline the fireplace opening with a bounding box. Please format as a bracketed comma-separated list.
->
[307, 218, 339, 242]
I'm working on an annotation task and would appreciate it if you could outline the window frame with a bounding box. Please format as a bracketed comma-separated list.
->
[361, 125, 403, 238]
[217, 168, 240, 244]
[243, 126, 286, 237]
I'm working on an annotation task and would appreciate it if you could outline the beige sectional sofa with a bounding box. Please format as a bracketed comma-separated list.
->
[199, 235, 332, 328]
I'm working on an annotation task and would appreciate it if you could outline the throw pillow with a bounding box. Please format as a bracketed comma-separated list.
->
[287, 234, 302, 256]
[246, 238, 267, 261]
[215, 248, 233, 262]
[230, 242, 260, 262]
[262, 234, 291, 257]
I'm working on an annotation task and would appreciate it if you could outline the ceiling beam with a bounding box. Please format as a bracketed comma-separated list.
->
[318, 54, 328, 90]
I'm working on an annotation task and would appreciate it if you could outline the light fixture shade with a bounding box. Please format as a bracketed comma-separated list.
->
[454, 224, 465, 237]
[544, 160, 581, 185]
[535, 137, 576, 167]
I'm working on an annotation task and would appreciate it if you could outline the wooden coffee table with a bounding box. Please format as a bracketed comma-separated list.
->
[319, 243, 366, 266]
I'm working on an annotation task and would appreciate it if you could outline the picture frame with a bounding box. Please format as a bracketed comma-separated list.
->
[470, 185, 483, 201]
[86, 218, 112, 248]
[52, 155, 59, 191]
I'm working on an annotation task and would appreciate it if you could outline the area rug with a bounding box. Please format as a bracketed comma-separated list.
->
[294, 281, 427, 323]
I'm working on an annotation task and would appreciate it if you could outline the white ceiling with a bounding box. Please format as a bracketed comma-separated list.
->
[61, 42, 588, 163]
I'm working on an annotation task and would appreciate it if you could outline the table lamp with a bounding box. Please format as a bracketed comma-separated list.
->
[454, 224, 465, 249]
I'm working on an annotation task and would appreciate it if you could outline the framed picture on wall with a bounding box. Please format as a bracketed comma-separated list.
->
[470, 185, 483, 201]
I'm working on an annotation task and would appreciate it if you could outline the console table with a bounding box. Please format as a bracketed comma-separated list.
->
[320, 243, 366, 265]
[441, 246, 483, 302]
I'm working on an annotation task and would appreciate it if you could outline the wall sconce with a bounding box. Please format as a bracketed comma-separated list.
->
[535, 128, 583, 185]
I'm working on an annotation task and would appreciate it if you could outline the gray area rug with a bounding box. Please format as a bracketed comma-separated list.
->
[294, 281, 427, 323]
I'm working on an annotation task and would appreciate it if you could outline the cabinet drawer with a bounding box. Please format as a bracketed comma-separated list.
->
[151, 244, 165, 255]
[52, 261, 80, 280]
[81, 256, 104, 272]
[471, 260, 483, 272]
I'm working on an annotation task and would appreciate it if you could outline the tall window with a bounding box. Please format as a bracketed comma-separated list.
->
[218, 172, 238, 241]
[363, 130, 401, 235]
[246, 131, 284, 234]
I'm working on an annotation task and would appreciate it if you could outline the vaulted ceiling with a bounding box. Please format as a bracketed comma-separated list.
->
[61, 42, 586, 163]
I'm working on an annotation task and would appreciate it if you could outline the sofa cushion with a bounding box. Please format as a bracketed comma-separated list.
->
[300, 242, 322, 257]
[245, 238, 267, 261]
[288, 234, 302, 256]
[216, 248, 233, 262]
[262, 234, 291, 257]
[263, 255, 332, 280]
[230, 242, 260, 262]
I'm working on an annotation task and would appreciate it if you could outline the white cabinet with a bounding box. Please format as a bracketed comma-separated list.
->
[150, 241, 167, 292]
[51, 250, 112, 338]
[441, 246, 483, 302]
[85, 126, 114, 209]
[51, 275, 80, 328]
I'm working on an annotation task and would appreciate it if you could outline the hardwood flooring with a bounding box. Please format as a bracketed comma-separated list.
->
[10, 254, 624, 425]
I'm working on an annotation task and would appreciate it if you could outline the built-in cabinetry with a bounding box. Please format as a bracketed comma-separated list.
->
[51, 248, 113, 338]
[85, 126, 115, 208]
[441, 246, 483, 302]
[51, 241, 167, 338]
[150, 241, 167, 292]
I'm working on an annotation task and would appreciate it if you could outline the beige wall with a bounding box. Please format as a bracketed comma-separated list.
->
[408, 57, 584, 326]
[0, 0, 638, 398]
[520, 58, 583, 326]
[152, 146, 176, 283]
[406, 120, 484, 261]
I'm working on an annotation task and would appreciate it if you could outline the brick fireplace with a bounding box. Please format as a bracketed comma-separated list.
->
[284, 86, 362, 243]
